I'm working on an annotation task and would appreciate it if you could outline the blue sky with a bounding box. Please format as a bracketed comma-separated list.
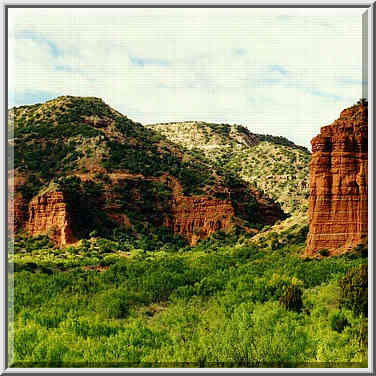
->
[8, 8, 366, 148]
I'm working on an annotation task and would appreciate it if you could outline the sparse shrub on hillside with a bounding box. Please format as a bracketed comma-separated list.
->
[357, 98, 368, 106]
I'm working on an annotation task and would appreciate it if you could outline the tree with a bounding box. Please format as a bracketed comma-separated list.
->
[279, 285, 303, 313]
[339, 264, 367, 317]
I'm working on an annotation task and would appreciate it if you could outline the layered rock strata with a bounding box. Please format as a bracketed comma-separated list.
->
[17, 172, 284, 247]
[26, 191, 76, 247]
[164, 196, 235, 246]
[305, 103, 368, 255]
[8, 171, 27, 237]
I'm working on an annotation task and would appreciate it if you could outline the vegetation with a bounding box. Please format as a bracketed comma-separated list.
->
[148, 121, 311, 214]
[10, 98, 283, 248]
[339, 264, 368, 317]
[8, 96, 368, 368]
[9, 226, 368, 367]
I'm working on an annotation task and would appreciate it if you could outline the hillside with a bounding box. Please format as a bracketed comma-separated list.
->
[147, 121, 311, 214]
[8, 96, 284, 247]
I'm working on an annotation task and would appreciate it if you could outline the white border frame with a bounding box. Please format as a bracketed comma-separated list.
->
[1, 1, 374, 374]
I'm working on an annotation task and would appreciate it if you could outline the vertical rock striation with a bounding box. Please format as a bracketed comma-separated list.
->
[26, 191, 76, 247]
[163, 196, 236, 246]
[305, 103, 368, 256]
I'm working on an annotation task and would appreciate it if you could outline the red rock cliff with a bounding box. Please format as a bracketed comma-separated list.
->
[161, 176, 284, 246]
[164, 196, 235, 246]
[8, 171, 26, 237]
[305, 103, 368, 256]
[26, 191, 76, 247]
[14, 171, 284, 248]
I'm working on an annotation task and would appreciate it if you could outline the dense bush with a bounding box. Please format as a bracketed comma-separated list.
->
[339, 264, 368, 317]
[10, 236, 368, 367]
[279, 285, 303, 312]
[329, 311, 349, 333]
[319, 249, 329, 257]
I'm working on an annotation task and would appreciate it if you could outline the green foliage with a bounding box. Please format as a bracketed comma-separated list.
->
[279, 285, 303, 312]
[339, 264, 368, 317]
[96, 288, 131, 319]
[255, 134, 310, 154]
[319, 249, 329, 257]
[56, 176, 107, 238]
[17, 175, 43, 202]
[10, 236, 368, 367]
[329, 311, 350, 333]
[14, 138, 79, 180]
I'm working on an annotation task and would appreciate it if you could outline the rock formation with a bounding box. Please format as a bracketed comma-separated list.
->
[8, 171, 27, 237]
[305, 102, 368, 256]
[164, 196, 235, 246]
[26, 191, 76, 247]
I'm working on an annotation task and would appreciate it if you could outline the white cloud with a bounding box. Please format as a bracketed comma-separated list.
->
[8, 7, 366, 148]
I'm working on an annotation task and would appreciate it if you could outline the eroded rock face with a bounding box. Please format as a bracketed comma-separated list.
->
[15, 171, 284, 247]
[305, 103, 368, 256]
[164, 196, 235, 246]
[8, 171, 27, 237]
[8, 193, 26, 237]
[26, 191, 76, 247]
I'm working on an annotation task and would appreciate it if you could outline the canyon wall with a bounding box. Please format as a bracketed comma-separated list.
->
[26, 191, 76, 247]
[8, 172, 27, 237]
[305, 103, 368, 256]
[164, 196, 235, 246]
[16, 172, 284, 248]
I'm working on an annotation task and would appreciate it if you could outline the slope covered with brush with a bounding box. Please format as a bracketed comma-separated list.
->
[147, 121, 311, 214]
[9, 96, 284, 247]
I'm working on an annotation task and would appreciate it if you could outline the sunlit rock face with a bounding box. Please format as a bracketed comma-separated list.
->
[26, 191, 76, 247]
[305, 103, 368, 256]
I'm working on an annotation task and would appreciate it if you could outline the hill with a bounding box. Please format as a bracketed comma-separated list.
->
[8, 96, 285, 248]
[147, 121, 311, 214]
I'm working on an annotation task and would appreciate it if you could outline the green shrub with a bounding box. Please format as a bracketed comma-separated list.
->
[339, 264, 367, 317]
[95, 288, 131, 319]
[329, 311, 349, 333]
[319, 249, 329, 257]
[353, 242, 368, 258]
[279, 285, 303, 313]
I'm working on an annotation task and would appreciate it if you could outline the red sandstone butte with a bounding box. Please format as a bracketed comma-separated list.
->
[305, 103, 368, 256]
[26, 191, 76, 247]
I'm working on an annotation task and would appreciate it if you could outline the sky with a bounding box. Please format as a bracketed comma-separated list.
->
[8, 7, 367, 149]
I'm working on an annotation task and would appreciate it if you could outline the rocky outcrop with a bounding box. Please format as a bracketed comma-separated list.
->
[12, 169, 284, 248]
[8, 193, 26, 237]
[8, 171, 27, 237]
[305, 103, 368, 256]
[26, 191, 76, 247]
[164, 196, 235, 246]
